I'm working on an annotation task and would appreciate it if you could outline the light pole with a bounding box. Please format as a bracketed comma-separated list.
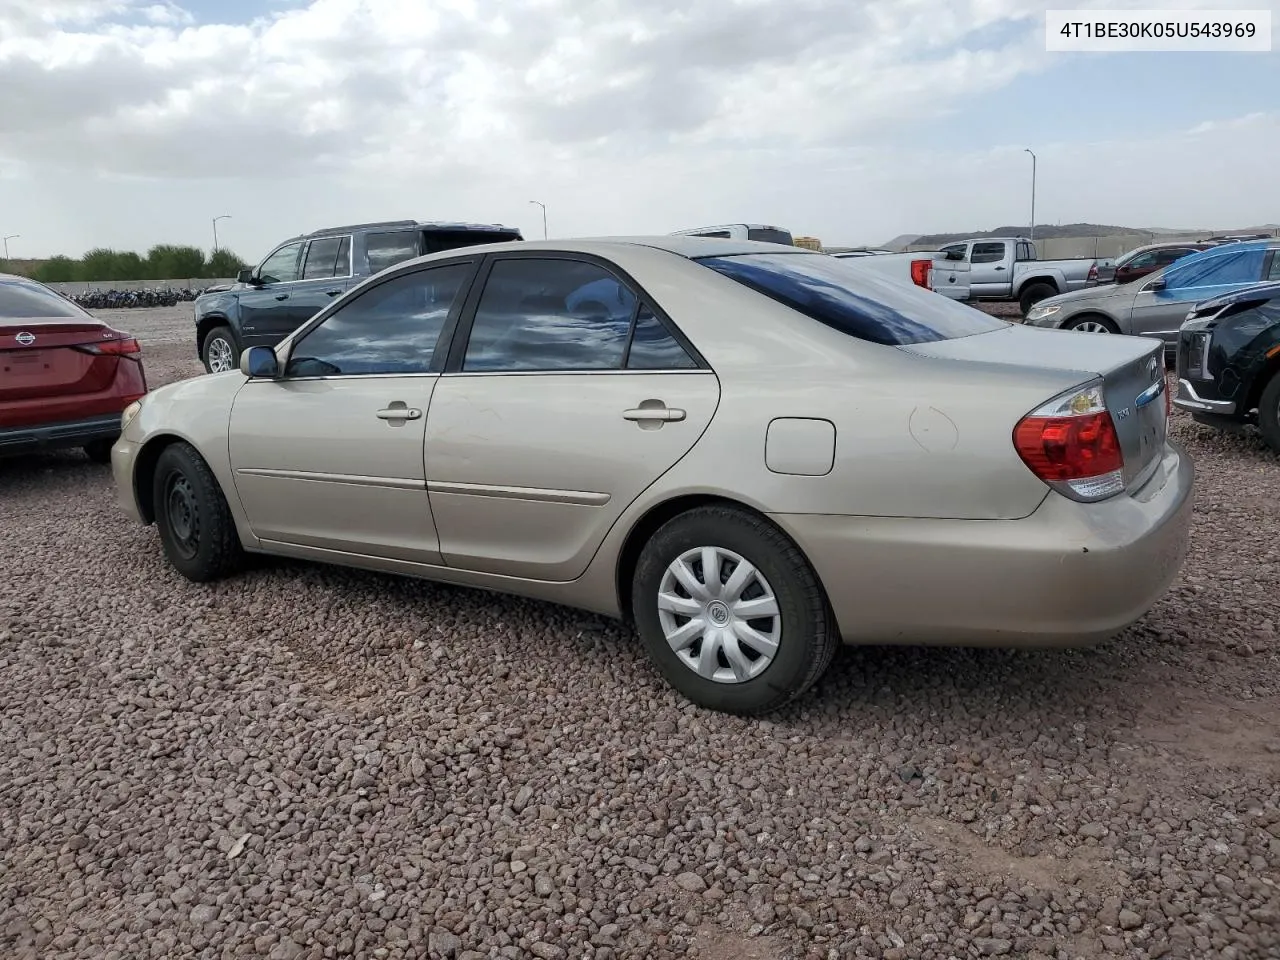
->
[212, 215, 231, 253]
[2, 234, 18, 260]
[1023, 149, 1037, 242]
[528, 200, 547, 240]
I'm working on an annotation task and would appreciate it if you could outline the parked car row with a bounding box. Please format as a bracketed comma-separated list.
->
[14, 219, 1277, 715]
[1023, 239, 1280, 452]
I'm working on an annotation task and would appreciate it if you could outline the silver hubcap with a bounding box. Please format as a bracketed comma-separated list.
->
[1073, 321, 1112, 334]
[657, 546, 781, 684]
[207, 337, 234, 372]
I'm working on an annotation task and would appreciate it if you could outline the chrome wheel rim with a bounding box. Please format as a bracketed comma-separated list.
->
[207, 337, 234, 373]
[657, 546, 781, 684]
[1073, 320, 1112, 334]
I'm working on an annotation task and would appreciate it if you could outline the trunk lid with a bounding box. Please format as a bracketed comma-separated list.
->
[0, 319, 120, 404]
[902, 324, 1168, 490]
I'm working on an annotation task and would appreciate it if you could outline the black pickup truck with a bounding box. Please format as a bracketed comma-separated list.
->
[194, 219, 523, 372]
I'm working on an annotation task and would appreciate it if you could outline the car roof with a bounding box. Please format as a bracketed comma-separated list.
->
[396, 235, 822, 265]
[280, 220, 523, 243]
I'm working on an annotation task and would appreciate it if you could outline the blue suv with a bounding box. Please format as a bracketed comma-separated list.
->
[195, 219, 522, 373]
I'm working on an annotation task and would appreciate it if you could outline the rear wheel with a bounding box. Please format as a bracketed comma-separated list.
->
[1064, 315, 1120, 335]
[1019, 282, 1058, 316]
[84, 439, 114, 464]
[631, 505, 838, 715]
[152, 441, 244, 582]
[202, 326, 239, 374]
[1259, 373, 1280, 453]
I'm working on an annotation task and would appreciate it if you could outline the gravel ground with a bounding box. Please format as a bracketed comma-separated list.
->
[2, 305, 1278, 960]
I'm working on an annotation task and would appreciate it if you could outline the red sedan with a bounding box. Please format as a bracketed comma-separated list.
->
[1, 274, 147, 463]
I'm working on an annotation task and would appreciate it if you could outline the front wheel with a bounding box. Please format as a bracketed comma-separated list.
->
[1064, 315, 1119, 335]
[202, 325, 239, 374]
[152, 441, 245, 582]
[1259, 372, 1280, 453]
[1019, 282, 1058, 317]
[631, 506, 839, 715]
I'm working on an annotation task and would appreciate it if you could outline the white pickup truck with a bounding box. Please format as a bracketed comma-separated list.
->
[937, 237, 1097, 315]
[833, 249, 972, 301]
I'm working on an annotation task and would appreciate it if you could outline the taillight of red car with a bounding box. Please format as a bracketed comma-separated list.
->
[909, 258, 933, 290]
[1013, 383, 1124, 502]
[1087, 262, 1098, 283]
[70, 329, 142, 357]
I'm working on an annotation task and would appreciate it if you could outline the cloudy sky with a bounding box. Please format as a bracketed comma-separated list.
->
[0, 0, 1277, 261]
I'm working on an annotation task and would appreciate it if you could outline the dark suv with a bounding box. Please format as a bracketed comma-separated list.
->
[1174, 280, 1280, 452]
[195, 219, 523, 372]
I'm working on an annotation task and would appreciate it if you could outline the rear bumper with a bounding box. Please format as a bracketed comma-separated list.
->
[771, 441, 1194, 648]
[0, 413, 121, 456]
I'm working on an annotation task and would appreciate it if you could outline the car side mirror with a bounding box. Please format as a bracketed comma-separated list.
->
[237, 268, 255, 284]
[241, 346, 281, 378]
[1146, 278, 1167, 292]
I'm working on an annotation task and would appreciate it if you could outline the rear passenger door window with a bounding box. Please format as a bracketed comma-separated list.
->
[460, 258, 696, 372]
[301, 236, 352, 280]
[366, 232, 422, 276]
[285, 262, 473, 377]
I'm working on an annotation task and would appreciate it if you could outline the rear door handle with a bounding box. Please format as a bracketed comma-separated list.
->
[325, 289, 342, 297]
[376, 404, 422, 421]
[274, 293, 289, 300]
[623, 406, 685, 422]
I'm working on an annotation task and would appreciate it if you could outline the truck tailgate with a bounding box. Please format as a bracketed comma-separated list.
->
[929, 252, 971, 301]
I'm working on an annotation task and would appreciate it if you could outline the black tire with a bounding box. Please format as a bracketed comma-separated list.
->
[201, 325, 240, 374]
[83, 438, 114, 464]
[1019, 282, 1058, 316]
[152, 441, 245, 582]
[1063, 314, 1120, 334]
[631, 505, 838, 715]
[1259, 372, 1280, 453]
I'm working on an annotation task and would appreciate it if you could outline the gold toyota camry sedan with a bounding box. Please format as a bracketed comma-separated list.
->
[112, 237, 1194, 715]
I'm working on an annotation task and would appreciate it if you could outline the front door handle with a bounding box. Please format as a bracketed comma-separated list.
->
[325, 289, 342, 297]
[376, 403, 422, 421]
[623, 405, 686, 422]
[994, 266, 1006, 271]
[274, 293, 289, 301]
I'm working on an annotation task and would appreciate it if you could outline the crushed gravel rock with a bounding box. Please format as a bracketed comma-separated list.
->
[1, 306, 1278, 960]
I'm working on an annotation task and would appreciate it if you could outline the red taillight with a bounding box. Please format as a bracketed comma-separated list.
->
[1087, 263, 1098, 282]
[72, 331, 141, 356]
[910, 258, 933, 289]
[1013, 383, 1125, 501]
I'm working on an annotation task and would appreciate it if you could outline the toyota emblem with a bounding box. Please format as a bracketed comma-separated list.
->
[15, 331, 35, 346]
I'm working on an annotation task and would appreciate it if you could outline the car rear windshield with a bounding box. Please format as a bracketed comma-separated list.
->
[0, 280, 84, 319]
[696, 252, 1007, 345]
[746, 227, 794, 245]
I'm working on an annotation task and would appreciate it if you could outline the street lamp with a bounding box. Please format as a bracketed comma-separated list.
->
[1023, 149, 1037, 243]
[212, 215, 231, 253]
[3, 234, 18, 260]
[528, 200, 547, 240]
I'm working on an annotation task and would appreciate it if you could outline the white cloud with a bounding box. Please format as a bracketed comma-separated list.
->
[0, 0, 1277, 258]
